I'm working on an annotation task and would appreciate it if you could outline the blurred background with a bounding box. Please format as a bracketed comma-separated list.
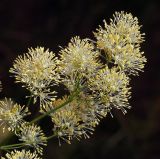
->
[0, 0, 160, 158]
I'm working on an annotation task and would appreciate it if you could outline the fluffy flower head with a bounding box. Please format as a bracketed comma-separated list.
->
[48, 96, 97, 144]
[10, 47, 60, 110]
[59, 36, 100, 91]
[94, 11, 146, 75]
[0, 98, 30, 132]
[1, 150, 41, 159]
[60, 36, 100, 76]
[18, 124, 47, 154]
[89, 66, 131, 114]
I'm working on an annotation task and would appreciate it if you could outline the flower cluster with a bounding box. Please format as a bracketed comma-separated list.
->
[59, 36, 100, 92]
[48, 67, 130, 143]
[18, 124, 47, 154]
[46, 95, 96, 144]
[88, 66, 131, 114]
[10, 47, 60, 110]
[0, 98, 30, 132]
[1, 11, 146, 159]
[1, 150, 41, 159]
[94, 11, 146, 75]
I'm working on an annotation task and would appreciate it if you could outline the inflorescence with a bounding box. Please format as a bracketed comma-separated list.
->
[1, 150, 42, 159]
[10, 47, 60, 111]
[0, 11, 146, 158]
[18, 124, 47, 155]
[0, 98, 30, 132]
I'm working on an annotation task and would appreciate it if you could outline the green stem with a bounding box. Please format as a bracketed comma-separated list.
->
[1, 145, 25, 150]
[0, 133, 57, 150]
[30, 90, 79, 124]
[0, 97, 32, 147]
[0, 143, 25, 150]
[0, 89, 80, 151]
[26, 96, 32, 107]
[47, 134, 57, 140]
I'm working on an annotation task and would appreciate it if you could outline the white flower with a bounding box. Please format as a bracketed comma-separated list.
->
[89, 66, 131, 114]
[59, 36, 100, 91]
[94, 11, 146, 75]
[10, 47, 60, 110]
[18, 124, 47, 154]
[1, 149, 41, 159]
[0, 98, 30, 132]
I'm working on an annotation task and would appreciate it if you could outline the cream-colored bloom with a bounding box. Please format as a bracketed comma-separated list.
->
[18, 124, 47, 154]
[52, 106, 87, 144]
[0, 98, 30, 132]
[59, 36, 100, 91]
[89, 66, 131, 114]
[60, 36, 100, 76]
[1, 149, 41, 159]
[10, 47, 60, 110]
[46, 95, 97, 144]
[2, 11, 146, 149]
[94, 11, 146, 75]
[51, 98, 85, 143]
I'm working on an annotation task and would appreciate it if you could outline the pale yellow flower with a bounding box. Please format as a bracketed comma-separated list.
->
[59, 36, 100, 91]
[3, 11, 146, 150]
[89, 66, 131, 114]
[60, 36, 100, 76]
[94, 11, 146, 75]
[1, 149, 41, 159]
[0, 98, 30, 132]
[46, 91, 111, 144]
[18, 124, 47, 155]
[10, 47, 60, 110]
[44, 95, 97, 144]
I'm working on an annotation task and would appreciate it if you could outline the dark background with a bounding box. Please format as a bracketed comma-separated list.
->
[0, 0, 160, 159]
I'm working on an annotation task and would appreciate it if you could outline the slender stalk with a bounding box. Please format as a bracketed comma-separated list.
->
[0, 97, 32, 147]
[0, 89, 80, 151]
[0, 143, 25, 150]
[0, 133, 57, 150]
[30, 90, 79, 124]
[26, 96, 32, 107]
[47, 134, 57, 140]
[1, 145, 25, 150]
